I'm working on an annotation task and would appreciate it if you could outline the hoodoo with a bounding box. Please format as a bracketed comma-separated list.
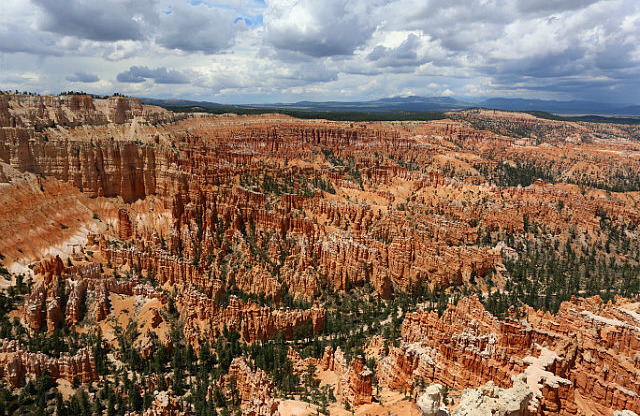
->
[1, 93, 639, 415]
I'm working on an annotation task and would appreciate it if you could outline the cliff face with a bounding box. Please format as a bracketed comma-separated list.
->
[3, 99, 640, 304]
[0, 106, 508, 299]
[0, 134, 165, 202]
[118, 208, 134, 239]
[0, 94, 178, 129]
[0, 93, 187, 203]
[0, 162, 101, 266]
[379, 296, 640, 416]
[0, 94, 106, 129]
[24, 256, 66, 333]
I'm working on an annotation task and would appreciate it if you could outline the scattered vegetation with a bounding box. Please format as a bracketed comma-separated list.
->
[162, 104, 447, 122]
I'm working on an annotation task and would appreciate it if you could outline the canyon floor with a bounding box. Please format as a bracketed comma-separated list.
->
[1, 93, 640, 415]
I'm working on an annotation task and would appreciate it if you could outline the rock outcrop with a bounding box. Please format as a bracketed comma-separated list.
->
[0, 93, 178, 129]
[24, 257, 166, 328]
[24, 280, 62, 334]
[0, 339, 97, 388]
[320, 346, 373, 406]
[137, 390, 187, 416]
[118, 208, 134, 239]
[4, 96, 640, 416]
[177, 289, 325, 348]
[65, 279, 88, 326]
[452, 373, 532, 416]
[343, 355, 373, 406]
[218, 356, 280, 416]
[24, 280, 48, 332]
[417, 384, 445, 416]
[3, 102, 640, 305]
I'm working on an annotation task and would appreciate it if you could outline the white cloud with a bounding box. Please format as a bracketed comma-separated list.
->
[154, 2, 245, 53]
[263, 0, 381, 58]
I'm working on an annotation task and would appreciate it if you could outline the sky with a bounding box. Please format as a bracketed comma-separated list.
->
[0, 0, 639, 104]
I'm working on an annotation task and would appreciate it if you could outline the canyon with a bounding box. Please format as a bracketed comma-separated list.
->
[0, 92, 640, 415]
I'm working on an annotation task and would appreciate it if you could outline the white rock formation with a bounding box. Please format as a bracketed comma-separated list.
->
[417, 384, 444, 416]
[452, 374, 532, 416]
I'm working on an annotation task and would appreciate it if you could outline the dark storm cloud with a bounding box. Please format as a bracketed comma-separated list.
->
[0, 12, 64, 56]
[0, 31, 62, 56]
[514, 0, 602, 15]
[66, 72, 99, 83]
[32, 0, 155, 42]
[484, 48, 588, 79]
[489, 73, 624, 103]
[26, 0, 244, 55]
[117, 66, 190, 84]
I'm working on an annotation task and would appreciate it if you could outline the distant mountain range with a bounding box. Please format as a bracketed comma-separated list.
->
[141, 96, 640, 116]
[479, 98, 640, 116]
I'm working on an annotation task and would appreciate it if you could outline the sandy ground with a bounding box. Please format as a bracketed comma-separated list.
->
[317, 368, 421, 416]
[56, 378, 74, 400]
[278, 399, 316, 415]
[325, 388, 421, 416]
[318, 369, 339, 388]
[98, 293, 169, 349]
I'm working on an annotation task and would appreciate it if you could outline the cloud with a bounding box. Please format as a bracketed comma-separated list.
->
[155, 2, 244, 53]
[514, 0, 602, 15]
[66, 71, 99, 83]
[367, 33, 422, 68]
[0, 0, 639, 104]
[189, 57, 339, 94]
[0, 30, 63, 56]
[0, 1, 63, 55]
[29, 0, 248, 54]
[264, 0, 380, 57]
[32, 0, 155, 42]
[116, 66, 190, 84]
